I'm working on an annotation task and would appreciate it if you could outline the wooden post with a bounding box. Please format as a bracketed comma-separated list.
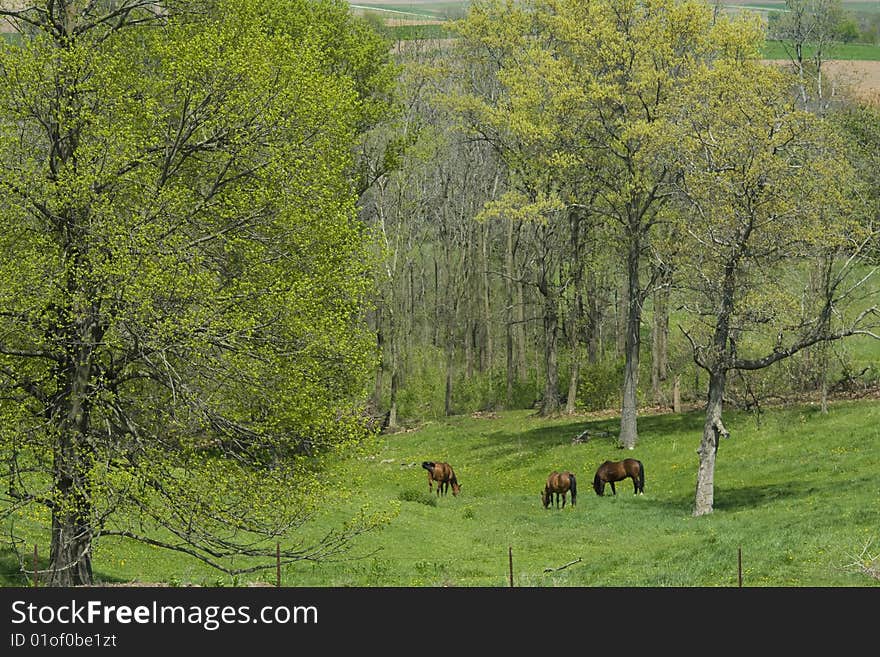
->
[673, 374, 681, 413]
[508, 546, 514, 587]
[33, 545, 38, 588]
[276, 542, 281, 588]
[738, 547, 742, 587]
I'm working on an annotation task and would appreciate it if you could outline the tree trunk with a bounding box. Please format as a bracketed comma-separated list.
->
[388, 369, 399, 429]
[387, 309, 400, 429]
[444, 340, 455, 417]
[566, 327, 580, 415]
[50, 409, 94, 586]
[50, 437, 94, 586]
[651, 278, 669, 404]
[585, 270, 602, 364]
[693, 368, 729, 517]
[540, 292, 561, 415]
[537, 225, 561, 416]
[673, 373, 681, 413]
[49, 499, 93, 586]
[480, 219, 493, 373]
[50, 329, 96, 586]
[566, 208, 585, 414]
[619, 238, 642, 449]
[505, 219, 516, 406]
[515, 278, 527, 378]
[465, 319, 474, 379]
[372, 320, 384, 409]
[432, 257, 440, 347]
[505, 219, 527, 384]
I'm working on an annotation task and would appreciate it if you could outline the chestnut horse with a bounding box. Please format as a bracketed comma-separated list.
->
[421, 461, 461, 496]
[593, 458, 645, 496]
[542, 471, 577, 509]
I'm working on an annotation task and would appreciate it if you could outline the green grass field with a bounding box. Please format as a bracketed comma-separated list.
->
[6, 398, 877, 587]
[727, 1, 880, 16]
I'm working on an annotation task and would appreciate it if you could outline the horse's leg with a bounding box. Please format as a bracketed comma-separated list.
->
[633, 476, 638, 495]
[610, 481, 616, 495]
[562, 492, 566, 509]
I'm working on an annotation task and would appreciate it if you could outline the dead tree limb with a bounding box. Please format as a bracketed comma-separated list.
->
[543, 557, 582, 573]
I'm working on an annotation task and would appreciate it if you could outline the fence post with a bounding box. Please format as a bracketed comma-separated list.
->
[738, 547, 742, 587]
[508, 546, 514, 587]
[33, 545, 38, 588]
[276, 542, 281, 588]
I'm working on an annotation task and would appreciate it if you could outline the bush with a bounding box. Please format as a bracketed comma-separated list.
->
[397, 489, 437, 506]
[577, 359, 625, 412]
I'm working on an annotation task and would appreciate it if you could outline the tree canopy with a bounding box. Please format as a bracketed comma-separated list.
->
[0, 0, 394, 585]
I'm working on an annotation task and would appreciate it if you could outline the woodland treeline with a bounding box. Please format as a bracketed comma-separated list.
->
[359, 0, 880, 465]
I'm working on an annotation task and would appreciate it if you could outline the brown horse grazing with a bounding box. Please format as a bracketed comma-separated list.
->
[422, 461, 461, 497]
[593, 459, 645, 496]
[542, 471, 577, 509]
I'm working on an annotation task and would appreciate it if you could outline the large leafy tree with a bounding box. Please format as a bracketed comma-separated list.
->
[0, 0, 392, 585]
[670, 54, 879, 516]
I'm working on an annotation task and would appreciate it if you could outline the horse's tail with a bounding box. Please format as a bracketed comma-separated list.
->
[637, 460, 645, 492]
[569, 473, 577, 505]
[422, 461, 435, 472]
[593, 472, 602, 495]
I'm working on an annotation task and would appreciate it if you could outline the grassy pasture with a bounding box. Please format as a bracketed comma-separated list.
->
[283, 401, 880, 587]
[5, 398, 877, 587]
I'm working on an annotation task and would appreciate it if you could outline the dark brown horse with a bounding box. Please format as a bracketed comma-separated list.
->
[593, 459, 645, 496]
[422, 461, 461, 497]
[542, 471, 577, 509]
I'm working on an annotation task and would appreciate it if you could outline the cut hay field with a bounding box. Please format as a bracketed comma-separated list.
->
[6, 398, 877, 587]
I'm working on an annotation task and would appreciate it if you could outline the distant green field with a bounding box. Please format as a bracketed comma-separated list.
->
[5, 399, 877, 587]
[349, 0, 880, 18]
[385, 23, 453, 40]
[349, 1, 469, 19]
[731, 1, 880, 15]
[762, 40, 880, 60]
[350, 1, 880, 58]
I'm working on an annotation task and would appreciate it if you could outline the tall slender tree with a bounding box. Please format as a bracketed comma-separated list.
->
[670, 54, 878, 516]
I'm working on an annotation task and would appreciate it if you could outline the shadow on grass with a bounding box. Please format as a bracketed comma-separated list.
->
[0, 546, 129, 587]
[461, 409, 706, 461]
[713, 473, 877, 513]
[613, 479, 828, 516]
[0, 546, 30, 586]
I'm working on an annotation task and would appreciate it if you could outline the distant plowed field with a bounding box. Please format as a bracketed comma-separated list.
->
[824, 59, 880, 103]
